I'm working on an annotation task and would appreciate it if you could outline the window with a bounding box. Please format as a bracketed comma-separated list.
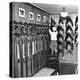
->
[19, 8, 25, 17]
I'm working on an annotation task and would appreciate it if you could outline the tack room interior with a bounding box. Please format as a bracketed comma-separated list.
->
[9, 2, 78, 78]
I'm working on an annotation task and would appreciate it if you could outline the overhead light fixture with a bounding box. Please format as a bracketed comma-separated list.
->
[61, 6, 68, 17]
[61, 12, 68, 17]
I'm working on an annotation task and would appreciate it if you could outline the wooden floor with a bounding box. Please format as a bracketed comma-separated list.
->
[32, 63, 78, 77]
[33, 67, 55, 77]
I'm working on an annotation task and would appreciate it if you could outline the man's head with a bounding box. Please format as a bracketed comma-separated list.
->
[52, 26, 57, 32]
[50, 18, 56, 32]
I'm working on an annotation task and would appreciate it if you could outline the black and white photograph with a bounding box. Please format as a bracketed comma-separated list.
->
[9, 2, 78, 78]
[0, 0, 80, 80]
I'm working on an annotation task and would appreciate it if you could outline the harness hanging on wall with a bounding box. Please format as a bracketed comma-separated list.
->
[57, 16, 74, 56]
[65, 16, 74, 55]
[75, 16, 78, 46]
[57, 17, 65, 57]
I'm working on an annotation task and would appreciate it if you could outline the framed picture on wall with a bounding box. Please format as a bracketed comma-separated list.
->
[43, 16, 46, 22]
[37, 14, 41, 21]
[19, 8, 25, 17]
[29, 12, 34, 20]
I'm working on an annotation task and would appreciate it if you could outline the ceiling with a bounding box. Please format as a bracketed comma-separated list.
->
[32, 3, 78, 14]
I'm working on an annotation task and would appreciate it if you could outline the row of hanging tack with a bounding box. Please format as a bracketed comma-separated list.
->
[12, 21, 49, 77]
[57, 16, 78, 57]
